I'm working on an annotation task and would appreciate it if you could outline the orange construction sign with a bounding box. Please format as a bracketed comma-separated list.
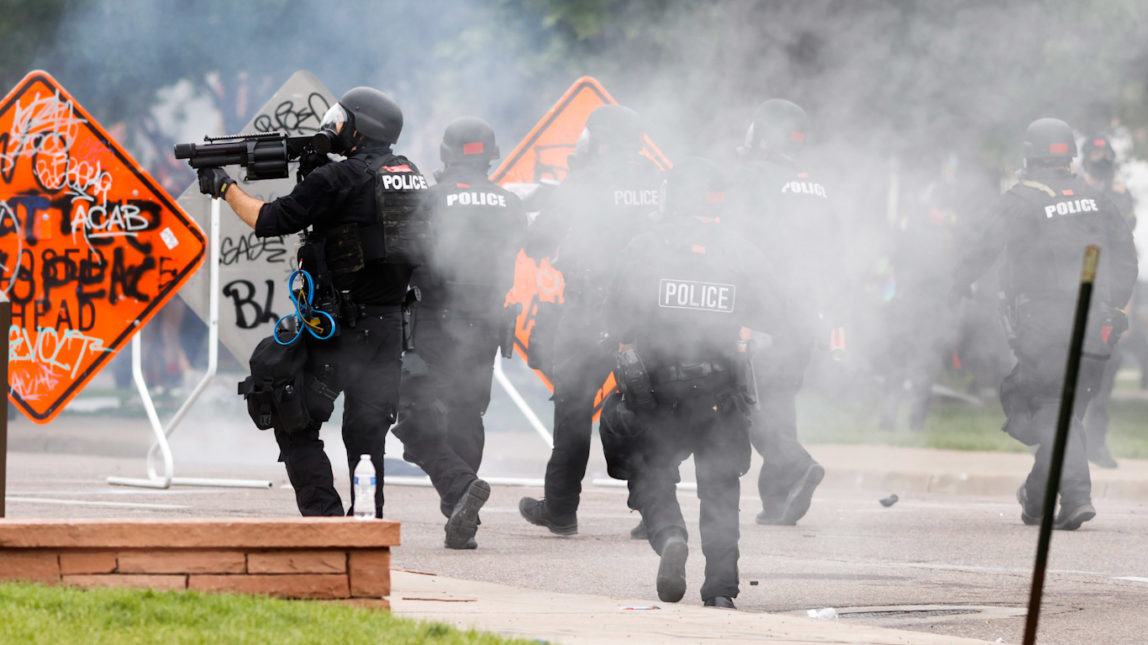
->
[494, 77, 670, 415]
[0, 71, 205, 422]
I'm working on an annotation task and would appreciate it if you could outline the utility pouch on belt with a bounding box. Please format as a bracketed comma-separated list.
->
[237, 336, 336, 434]
[615, 348, 656, 411]
[1000, 299, 1018, 343]
[401, 286, 421, 352]
[499, 303, 523, 359]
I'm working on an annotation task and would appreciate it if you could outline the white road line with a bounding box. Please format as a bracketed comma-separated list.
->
[1113, 576, 1148, 583]
[6, 497, 192, 510]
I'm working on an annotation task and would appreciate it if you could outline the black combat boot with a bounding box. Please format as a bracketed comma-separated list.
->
[704, 596, 737, 609]
[518, 497, 578, 536]
[444, 479, 490, 549]
[656, 535, 688, 603]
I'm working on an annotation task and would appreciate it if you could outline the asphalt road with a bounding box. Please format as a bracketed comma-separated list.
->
[6, 442, 1148, 645]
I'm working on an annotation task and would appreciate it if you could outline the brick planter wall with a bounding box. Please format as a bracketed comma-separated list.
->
[0, 518, 399, 604]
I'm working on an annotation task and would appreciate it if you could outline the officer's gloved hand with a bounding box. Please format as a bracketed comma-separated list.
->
[198, 168, 234, 199]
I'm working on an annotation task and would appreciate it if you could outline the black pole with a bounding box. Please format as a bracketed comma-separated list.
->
[0, 291, 9, 518]
[1022, 245, 1100, 645]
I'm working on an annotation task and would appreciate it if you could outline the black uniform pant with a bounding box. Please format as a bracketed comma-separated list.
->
[1000, 300, 1109, 507]
[392, 309, 497, 517]
[1084, 345, 1122, 456]
[541, 311, 614, 522]
[273, 310, 403, 518]
[603, 382, 751, 602]
[748, 333, 817, 511]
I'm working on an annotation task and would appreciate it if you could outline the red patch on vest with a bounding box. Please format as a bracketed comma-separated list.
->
[383, 164, 411, 172]
[1062, 189, 1074, 196]
[1102, 326, 1113, 344]
[797, 172, 809, 179]
[691, 244, 707, 255]
[1093, 139, 1107, 148]
[1049, 143, 1069, 154]
[790, 132, 805, 143]
[456, 183, 470, 188]
[463, 142, 484, 155]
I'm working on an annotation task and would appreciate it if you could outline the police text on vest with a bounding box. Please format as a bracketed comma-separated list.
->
[614, 189, 659, 207]
[781, 181, 827, 198]
[381, 173, 429, 191]
[447, 191, 507, 207]
[1044, 198, 1098, 218]
[658, 279, 736, 313]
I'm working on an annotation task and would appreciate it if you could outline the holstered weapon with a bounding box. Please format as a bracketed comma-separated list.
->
[401, 286, 421, 352]
[734, 340, 759, 408]
[500, 303, 523, 359]
[615, 348, 656, 411]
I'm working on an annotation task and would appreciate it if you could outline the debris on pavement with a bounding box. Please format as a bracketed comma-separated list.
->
[806, 607, 839, 619]
[879, 494, 899, 507]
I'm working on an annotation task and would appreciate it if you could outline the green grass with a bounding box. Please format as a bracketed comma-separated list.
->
[798, 389, 1148, 458]
[0, 582, 532, 645]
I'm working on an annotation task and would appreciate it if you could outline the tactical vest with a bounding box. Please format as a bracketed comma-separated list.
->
[323, 152, 429, 276]
[1006, 177, 1112, 304]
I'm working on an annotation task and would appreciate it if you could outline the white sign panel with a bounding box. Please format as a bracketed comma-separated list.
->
[177, 70, 336, 362]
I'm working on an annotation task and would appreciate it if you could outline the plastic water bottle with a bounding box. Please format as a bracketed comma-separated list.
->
[353, 455, 376, 520]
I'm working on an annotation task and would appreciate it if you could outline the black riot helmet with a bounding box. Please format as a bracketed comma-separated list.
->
[440, 116, 500, 166]
[319, 87, 403, 152]
[744, 99, 809, 156]
[1082, 134, 1116, 183]
[580, 104, 643, 158]
[660, 157, 726, 220]
[1022, 117, 1076, 166]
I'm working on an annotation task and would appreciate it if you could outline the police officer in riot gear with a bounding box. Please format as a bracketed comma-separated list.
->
[953, 118, 1138, 530]
[599, 157, 780, 609]
[390, 116, 527, 549]
[1080, 134, 1138, 469]
[519, 104, 663, 535]
[728, 99, 842, 526]
[200, 86, 427, 519]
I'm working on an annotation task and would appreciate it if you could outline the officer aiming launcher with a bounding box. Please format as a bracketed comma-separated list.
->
[174, 130, 334, 183]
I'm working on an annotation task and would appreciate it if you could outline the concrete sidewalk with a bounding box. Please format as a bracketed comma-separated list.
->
[390, 570, 996, 645]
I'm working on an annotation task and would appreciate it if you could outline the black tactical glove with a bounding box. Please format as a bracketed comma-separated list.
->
[197, 168, 233, 199]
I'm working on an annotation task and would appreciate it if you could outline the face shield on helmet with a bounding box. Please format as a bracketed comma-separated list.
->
[317, 103, 354, 154]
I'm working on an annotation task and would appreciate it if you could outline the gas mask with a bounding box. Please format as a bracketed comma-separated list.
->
[1085, 156, 1115, 183]
[317, 103, 357, 154]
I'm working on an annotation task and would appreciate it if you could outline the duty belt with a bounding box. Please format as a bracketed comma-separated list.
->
[359, 304, 403, 316]
[652, 360, 730, 384]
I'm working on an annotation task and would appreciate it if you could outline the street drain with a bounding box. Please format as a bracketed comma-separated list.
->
[841, 607, 979, 619]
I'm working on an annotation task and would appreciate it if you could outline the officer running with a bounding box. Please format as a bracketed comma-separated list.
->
[201, 87, 426, 519]
[728, 99, 843, 526]
[599, 157, 780, 609]
[953, 118, 1138, 530]
[519, 105, 663, 536]
[391, 117, 527, 549]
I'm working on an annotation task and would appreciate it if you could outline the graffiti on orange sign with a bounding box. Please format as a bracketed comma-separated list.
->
[494, 77, 669, 415]
[0, 71, 205, 422]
